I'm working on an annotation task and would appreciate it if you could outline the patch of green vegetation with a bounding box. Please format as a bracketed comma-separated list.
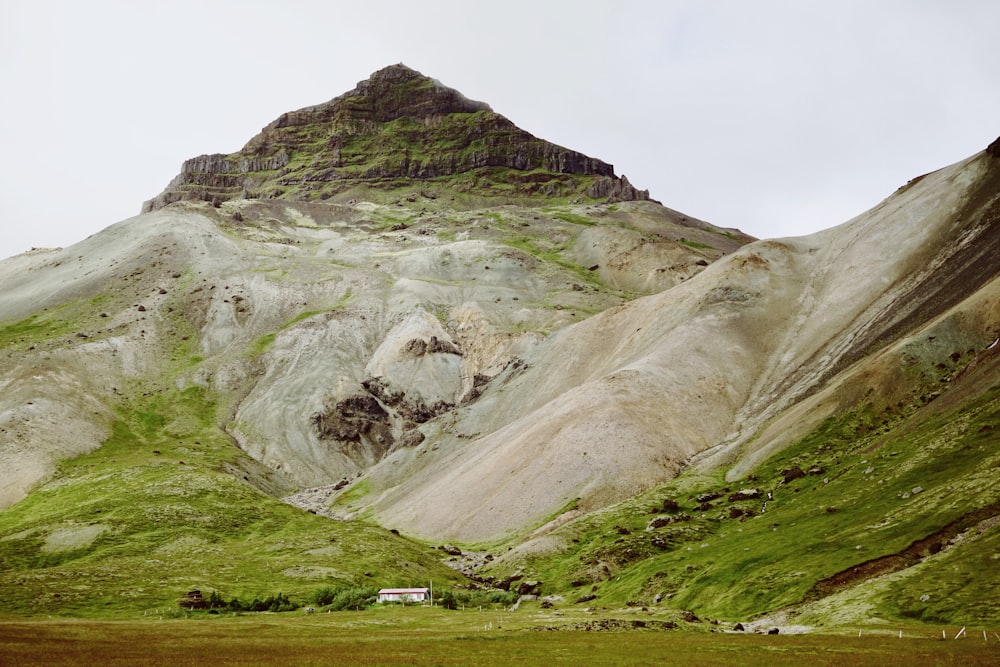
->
[507, 387, 1000, 625]
[552, 212, 596, 227]
[331, 478, 372, 508]
[678, 238, 713, 250]
[248, 298, 349, 358]
[371, 210, 415, 230]
[0, 313, 69, 348]
[0, 297, 101, 349]
[251, 332, 277, 357]
[875, 520, 1000, 624]
[503, 236, 600, 287]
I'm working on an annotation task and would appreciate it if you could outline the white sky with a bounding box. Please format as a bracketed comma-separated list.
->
[1, 0, 998, 260]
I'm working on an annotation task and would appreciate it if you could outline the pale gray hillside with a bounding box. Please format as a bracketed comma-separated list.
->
[0, 197, 740, 510]
[352, 147, 1000, 541]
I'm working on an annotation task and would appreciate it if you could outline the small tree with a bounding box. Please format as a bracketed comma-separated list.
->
[438, 590, 458, 610]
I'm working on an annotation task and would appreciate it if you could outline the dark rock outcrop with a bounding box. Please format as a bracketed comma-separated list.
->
[361, 376, 454, 424]
[312, 394, 394, 461]
[781, 466, 806, 483]
[987, 135, 1000, 158]
[728, 488, 761, 502]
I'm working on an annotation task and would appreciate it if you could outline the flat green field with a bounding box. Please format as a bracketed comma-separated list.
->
[1, 609, 997, 666]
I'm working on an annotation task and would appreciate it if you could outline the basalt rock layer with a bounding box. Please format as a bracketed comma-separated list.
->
[142, 64, 650, 212]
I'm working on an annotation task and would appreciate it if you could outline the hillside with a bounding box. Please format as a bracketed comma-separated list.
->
[0, 66, 997, 625]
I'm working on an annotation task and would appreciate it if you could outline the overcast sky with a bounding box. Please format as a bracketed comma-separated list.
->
[1, 1, 998, 260]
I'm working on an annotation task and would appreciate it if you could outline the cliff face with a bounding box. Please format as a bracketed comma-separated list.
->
[142, 64, 649, 212]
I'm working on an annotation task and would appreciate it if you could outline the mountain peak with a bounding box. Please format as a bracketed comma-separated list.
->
[142, 65, 650, 212]
[338, 63, 494, 121]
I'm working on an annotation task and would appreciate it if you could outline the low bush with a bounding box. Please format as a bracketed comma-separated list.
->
[200, 591, 299, 613]
[310, 585, 379, 611]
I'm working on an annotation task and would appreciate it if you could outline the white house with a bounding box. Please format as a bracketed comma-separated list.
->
[377, 587, 429, 603]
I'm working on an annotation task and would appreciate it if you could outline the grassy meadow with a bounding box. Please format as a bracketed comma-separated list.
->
[1, 608, 998, 666]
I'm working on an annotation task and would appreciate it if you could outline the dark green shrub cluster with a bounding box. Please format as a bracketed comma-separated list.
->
[205, 590, 298, 613]
[310, 585, 379, 611]
[439, 589, 519, 609]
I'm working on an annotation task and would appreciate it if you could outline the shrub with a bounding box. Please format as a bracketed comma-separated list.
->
[309, 585, 380, 611]
[196, 591, 299, 613]
[445, 588, 519, 609]
[329, 586, 379, 611]
[311, 587, 337, 607]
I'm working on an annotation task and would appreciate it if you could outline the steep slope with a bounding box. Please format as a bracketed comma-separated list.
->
[449, 140, 999, 626]
[348, 143, 999, 543]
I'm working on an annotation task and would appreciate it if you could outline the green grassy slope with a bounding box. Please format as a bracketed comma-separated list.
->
[495, 383, 1000, 625]
[0, 383, 465, 617]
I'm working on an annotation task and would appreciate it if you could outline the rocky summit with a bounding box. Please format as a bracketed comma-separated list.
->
[142, 64, 650, 212]
[0, 66, 998, 629]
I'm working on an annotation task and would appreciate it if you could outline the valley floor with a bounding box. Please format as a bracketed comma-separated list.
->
[1, 607, 997, 666]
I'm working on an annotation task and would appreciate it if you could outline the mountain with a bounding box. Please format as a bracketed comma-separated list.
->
[141, 64, 650, 212]
[0, 66, 997, 626]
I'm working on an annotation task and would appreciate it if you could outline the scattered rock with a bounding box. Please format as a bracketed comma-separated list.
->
[517, 580, 541, 596]
[438, 544, 462, 556]
[530, 619, 675, 632]
[647, 516, 671, 530]
[781, 466, 805, 483]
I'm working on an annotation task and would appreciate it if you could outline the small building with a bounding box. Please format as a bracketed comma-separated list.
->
[377, 587, 429, 603]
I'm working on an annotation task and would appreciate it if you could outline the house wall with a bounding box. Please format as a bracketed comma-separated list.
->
[377, 591, 428, 603]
